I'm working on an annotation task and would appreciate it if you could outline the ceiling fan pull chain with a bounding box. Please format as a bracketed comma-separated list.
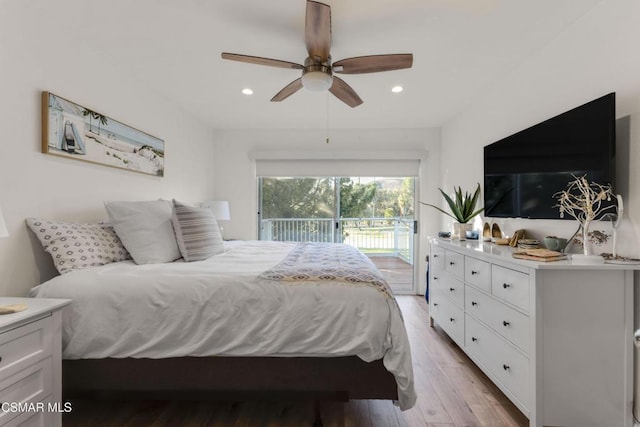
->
[326, 91, 330, 144]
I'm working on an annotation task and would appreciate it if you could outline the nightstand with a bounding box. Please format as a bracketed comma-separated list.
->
[0, 297, 70, 427]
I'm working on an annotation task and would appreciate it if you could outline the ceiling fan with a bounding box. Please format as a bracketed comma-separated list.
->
[221, 0, 413, 108]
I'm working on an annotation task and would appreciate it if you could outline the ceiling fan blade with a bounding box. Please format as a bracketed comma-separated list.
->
[221, 52, 303, 70]
[271, 78, 304, 102]
[329, 76, 363, 108]
[305, 1, 331, 61]
[333, 54, 413, 74]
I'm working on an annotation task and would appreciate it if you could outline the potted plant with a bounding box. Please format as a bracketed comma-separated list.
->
[421, 183, 484, 240]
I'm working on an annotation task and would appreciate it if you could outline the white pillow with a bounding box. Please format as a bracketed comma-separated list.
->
[105, 200, 180, 264]
[172, 199, 224, 262]
[26, 218, 131, 274]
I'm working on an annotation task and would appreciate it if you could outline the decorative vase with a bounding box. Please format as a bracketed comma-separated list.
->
[453, 222, 472, 240]
[581, 220, 591, 256]
[571, 220, 603, 263]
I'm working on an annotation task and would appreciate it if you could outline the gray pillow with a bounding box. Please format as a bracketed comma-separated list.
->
[105, 200, 181, 264]
[172, 199, 224, 262]
[26, 218, 131, 274]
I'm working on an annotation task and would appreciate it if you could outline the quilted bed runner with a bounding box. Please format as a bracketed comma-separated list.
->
[259, 242, 394, 301]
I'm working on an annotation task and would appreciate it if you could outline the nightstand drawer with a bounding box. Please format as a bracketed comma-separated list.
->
[0, 358, 53, 425]
[4, 395, 52, 427]
[0, 317, 52, 381]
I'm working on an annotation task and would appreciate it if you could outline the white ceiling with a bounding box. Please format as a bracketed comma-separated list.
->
[38, 0, 602, 129]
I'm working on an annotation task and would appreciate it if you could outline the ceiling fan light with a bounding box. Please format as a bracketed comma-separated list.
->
[301, 70, 333, 91]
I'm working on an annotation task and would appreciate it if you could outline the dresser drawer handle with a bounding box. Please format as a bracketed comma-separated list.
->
[503, 283, 511, 289]
[449, 317, 455, 323]
[433, 303, 438, 307]
[471, 270, 479, 275]
[503, 364, 510, 371]
[503, 320, 510, 327]
[449, 287, 455, 292]
[449, 261, 455, 266]
[433, 254, 439, 258]
[471, 301, 478, 306]
[471, 337, 478, 342]
[433, 276, 439, 280]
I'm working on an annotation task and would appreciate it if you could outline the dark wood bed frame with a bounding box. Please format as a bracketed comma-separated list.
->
[63, 355, 398, 402]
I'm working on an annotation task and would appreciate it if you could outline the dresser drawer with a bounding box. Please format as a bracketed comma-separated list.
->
[491, 265, 530, 312]
[465, 285, 529, 353]
[432, 294, 464, 345]
[465, 315, 529, 409]
[464, 256, 491, 292]
[430, 246, 446, 272]
[0, 317, 52, 381]
[430, 264, 446, 292]
[444, 250, 464, 279]
[442, 275, 464, 308]
[0, 358, 53, 425]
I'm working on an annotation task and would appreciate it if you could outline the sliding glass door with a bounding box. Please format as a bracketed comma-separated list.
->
[259, 177, 337, 242]
[258, 176, 416, 294]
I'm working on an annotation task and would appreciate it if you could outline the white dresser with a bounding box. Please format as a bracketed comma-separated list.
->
[0, 298, 70, 427]
[429, 238, 637, 427]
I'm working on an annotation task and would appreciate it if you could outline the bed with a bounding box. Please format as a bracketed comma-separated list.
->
[29, 239, 417, 411]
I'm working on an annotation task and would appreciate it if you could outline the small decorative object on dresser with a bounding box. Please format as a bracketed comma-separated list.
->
[0, 297, 70, 427]
[543, 236, 568, 252]
[421, 183, 483, 240]
[553, 174, 617, 263]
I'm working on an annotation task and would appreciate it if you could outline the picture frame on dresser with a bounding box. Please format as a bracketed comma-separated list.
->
[429, 238, 637, 427]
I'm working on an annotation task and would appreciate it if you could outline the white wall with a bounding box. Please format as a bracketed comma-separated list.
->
[213, 128, 441, 293]
[441, 0, 640, 259]
[0, 3, 216, 296]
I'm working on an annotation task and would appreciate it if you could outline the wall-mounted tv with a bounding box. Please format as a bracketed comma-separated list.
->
[483, 93, 616, 219]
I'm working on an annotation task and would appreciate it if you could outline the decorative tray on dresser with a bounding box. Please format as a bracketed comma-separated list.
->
[429, 238, 638, 427]
[0, 297, 70, 427]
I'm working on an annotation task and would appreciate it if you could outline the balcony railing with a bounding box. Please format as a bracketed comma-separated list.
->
[259, 217, 414, 264]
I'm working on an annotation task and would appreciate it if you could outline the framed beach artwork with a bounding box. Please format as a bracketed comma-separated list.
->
[41, 91, 165, 177]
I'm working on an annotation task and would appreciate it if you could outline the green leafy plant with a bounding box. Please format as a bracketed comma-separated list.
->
[421, 183, 484, 223]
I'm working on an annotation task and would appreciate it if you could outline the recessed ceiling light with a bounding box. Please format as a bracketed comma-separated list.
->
[242, 88, 253, 95]
[391, 86, 403, 93]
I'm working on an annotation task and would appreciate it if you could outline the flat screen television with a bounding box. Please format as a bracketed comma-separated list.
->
[483, 93, 616, 219]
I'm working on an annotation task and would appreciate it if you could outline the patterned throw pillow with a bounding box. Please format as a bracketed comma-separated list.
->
[26, 218, 131, 275]
[172, 200, 224, 262]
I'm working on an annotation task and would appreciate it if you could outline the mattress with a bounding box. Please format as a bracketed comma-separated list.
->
[30, 240, 416, 409]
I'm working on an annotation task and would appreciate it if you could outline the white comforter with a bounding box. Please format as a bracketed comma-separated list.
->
[30, 240, 416, 409]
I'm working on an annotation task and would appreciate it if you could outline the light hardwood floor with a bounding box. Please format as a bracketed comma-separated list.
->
[63, 296, 528, 427]
[368, 256, 413, 290]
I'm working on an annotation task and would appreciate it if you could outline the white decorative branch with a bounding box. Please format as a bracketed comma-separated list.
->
[553, 174, 616, 255]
